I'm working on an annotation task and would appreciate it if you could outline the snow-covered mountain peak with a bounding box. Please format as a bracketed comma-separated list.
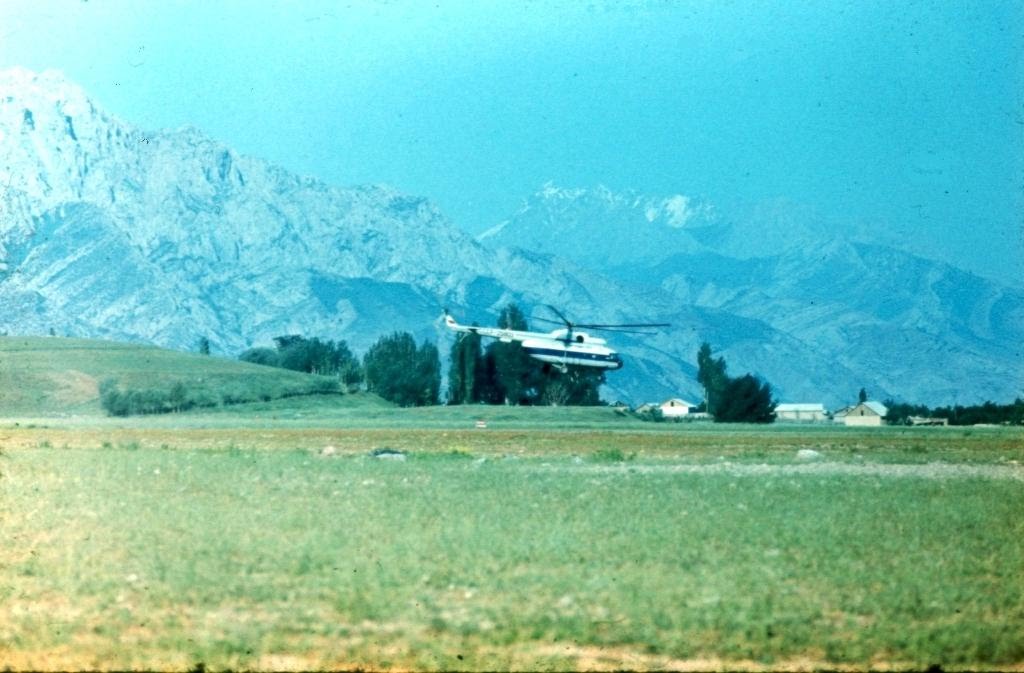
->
[538, 181, 588, 201]
[645, 194, 715, 228]
[478, 183, 713, 265]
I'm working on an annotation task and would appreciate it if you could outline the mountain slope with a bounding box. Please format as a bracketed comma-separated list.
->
[1, 71, 580, 341]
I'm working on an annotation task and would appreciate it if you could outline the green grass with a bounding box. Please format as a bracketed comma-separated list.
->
[0, 336, 344, 416]
[3, 336, 1023, 668]
[2, 445, 1022, 670]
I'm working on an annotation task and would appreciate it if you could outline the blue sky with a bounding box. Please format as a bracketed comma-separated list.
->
[1, 0, 1021, 282]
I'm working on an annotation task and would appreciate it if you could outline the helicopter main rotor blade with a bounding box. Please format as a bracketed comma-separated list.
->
[574, 322, 672, 329]
[543, 304, 574, 328]
[583, 327, 665, 335]
[531, 316, 569, 327]
[535, 304, 670, 335]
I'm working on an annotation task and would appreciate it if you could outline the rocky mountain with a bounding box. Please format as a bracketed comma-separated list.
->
[481, 184, 1024, 406]
[1, 68, 1020, 407]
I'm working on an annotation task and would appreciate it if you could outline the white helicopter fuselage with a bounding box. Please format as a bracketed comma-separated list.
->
[444, 315, 623, 370]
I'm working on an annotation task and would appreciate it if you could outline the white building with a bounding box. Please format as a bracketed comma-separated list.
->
[775, 403, 828, 422]
[659, 398, 697, 418]
[842, 401, 889, 427]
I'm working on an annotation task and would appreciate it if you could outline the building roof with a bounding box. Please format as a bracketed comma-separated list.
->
[661, 398, 697, 408]
[776, 403, 826, 412]
[863, 401, 889, 416]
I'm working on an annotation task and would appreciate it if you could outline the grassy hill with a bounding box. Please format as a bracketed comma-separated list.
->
[0, 336, 350, 416]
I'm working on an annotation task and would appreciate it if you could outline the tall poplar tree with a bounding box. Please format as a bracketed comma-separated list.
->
[448, 331, 482, 404]
[696, 342, 728, 416]
[486, 303, 540, 405]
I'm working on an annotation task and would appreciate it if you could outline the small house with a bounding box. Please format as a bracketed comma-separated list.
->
[659, 398, 697, 419]
[831, 405, 853, 423]
[775, 403, 828, 422]
[634, 402, 659, 415]
[842, 401, 889, 427]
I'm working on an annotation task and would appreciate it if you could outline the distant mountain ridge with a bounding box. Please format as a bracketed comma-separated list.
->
[1, 68, 1021, 407]
[479, 182, 715, 268]
[478, 182, 1024, 406]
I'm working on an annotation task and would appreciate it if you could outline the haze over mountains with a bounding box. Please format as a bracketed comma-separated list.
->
[1, 68, 1021, 407]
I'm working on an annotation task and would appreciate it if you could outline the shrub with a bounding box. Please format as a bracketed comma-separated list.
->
[99, 374, 340, 417]
[714, 374, 776, 424]
[636, 406, 665, 422]
[591, 448, 635, 462]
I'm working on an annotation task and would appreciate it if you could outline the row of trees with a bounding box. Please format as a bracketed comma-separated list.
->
[241, 332, 439, 407]
[363, 332, 441, 407]
[447, 304, 605, 406]
[237, 304, 605, 408]
[233, 313, 768, 416]
[98, 375, 340, 416]
[696, 342, 776, 423]
[884, 398, 1024, 426]
[227, 309, 776, 417]
[194, 327, 1021, 424]
[99, 379, 203, 416]
[241, 336, 364, 391]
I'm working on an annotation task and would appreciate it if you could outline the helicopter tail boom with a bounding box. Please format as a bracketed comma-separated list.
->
[443, 312, 534, 343]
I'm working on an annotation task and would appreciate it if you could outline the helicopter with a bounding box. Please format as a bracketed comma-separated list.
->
[442, 305, 668, 372]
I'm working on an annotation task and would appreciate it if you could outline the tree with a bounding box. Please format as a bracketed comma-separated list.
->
[457, 302, 607, 407]
[198, 337, 211, 355]
[259, 335, 362, 385]
[484, 303, 542, 405]
[883, 398, 931, 425]
[542, 367, 605, 406]
[338, 355, 364, 393]
[858, 388, 868, 404]
[272, 334, 304, 351]
[696, 342, 775, 423]
[415, 340, 441, 407]
[696, 342, 728, 416]
[474, 349, 504, 405]
[240, 347, 280, 367]
[714, 374, 776, 423]
[448, 331, 482, 404]
[363, 332, 440, 407]
[541, 378, 572, 406]
[168, 380, 189, 412]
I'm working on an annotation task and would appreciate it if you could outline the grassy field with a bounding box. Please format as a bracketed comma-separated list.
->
[2, 341, 1023, 670]
[1, 409, 1023, 670]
